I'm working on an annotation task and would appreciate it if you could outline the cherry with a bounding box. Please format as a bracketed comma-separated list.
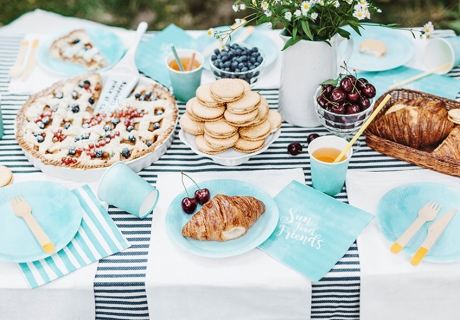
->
[194, 188, 210, 205]
[339, 76, 354, 92]
[331, 103, 345, 114]
[287, 142, 302, 155]
[317, 95, 328, 108]
[322, 84, 334, 97]
[330, 88, 346, 103]
[307, 133, 320, 144]
[347, 90, 359, 102]
[362, 83, 376, 98]
[181, 197, 197, 214]
[359, 96, 371, 110]
[356, 78, 368, 90]
[346, 104, 361, 115]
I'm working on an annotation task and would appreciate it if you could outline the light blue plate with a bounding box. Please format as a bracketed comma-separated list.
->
[339, 25, 415, 72]
[37, 28, 125, 76]
[377, 182, 460, 263]
[0, 181, 83, 262]
[165, 179, 279, 258]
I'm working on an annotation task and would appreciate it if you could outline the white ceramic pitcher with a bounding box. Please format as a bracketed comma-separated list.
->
[278, 31, 354, 127]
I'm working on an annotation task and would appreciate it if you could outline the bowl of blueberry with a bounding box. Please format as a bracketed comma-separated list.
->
[209, 43, 265, 86]
[314, 75, 376, 138]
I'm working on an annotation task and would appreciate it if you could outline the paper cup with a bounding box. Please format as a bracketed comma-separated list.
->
[97, 162, 159, 218]
[165, 49, 203, 102]
[424, 37, 460, 74]
[308, 135, 352, 196]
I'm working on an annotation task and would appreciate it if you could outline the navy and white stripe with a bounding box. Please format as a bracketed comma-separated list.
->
[1, 29, 458, 319]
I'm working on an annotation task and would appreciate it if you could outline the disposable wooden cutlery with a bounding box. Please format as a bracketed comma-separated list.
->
[21, 39, 39, 82]
[411, 209, 457, 266]
[9, 40, 29, 78]
[390, 200, 441, 254]
[8, 195, 55, 254]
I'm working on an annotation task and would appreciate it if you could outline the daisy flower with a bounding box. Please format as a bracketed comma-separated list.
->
[285, 11, 292, 21]
[261, 1, 269, 10]
[265, 10, 272, 17]
[240, 4, 246, 10]
[301, 1, 311, 14]
[353, 6, 366, 20]
[333, 1, 340, 8]
[294, 9, 301, 17]
[207, 28, 215, 37]
[232, 4, 238, 12]
[311, 12, 318, 20]
[423, 21, 434, 39]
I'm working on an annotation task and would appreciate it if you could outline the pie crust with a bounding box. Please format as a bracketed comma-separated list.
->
[16, 73, 178, 170]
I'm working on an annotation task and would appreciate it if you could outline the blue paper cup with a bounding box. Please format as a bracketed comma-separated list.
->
[424, 37, 460, 74]
[165, 49, 203, 102]
[97, 162, 159, 218]
[307, 135, 352, 196]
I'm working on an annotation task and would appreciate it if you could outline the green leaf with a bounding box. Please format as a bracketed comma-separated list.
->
[336, 28, 351, 39]
[292, 26, 297, 39]
[301, 20, 314, 41]
[281, 36, 301, 51]
[321, 78, 339, 86]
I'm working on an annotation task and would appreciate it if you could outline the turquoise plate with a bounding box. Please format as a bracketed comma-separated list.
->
[377, 182, 460, 263]
[338, 25, 415, 72]
[37, 28, 125, 76]
[0, 181, 83, 262]
[165, 179, 279, 258]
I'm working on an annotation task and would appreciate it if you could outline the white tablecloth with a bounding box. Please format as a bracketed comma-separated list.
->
[0, 173, 99, 320]
[346, 169, 460, 320]
[146, 168, 311, 320]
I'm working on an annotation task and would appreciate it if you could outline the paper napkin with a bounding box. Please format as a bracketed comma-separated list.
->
[358, 66, 460, 100]
[18, 185, 130, 288]
[259, 180, 374, 282]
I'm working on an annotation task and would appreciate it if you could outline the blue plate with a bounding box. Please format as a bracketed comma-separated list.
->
[377, 182, 460, 263]
[37, 28, 125, 76]
[0, 181, 83, 262]
[165, 179, 279, 258]
[338, 25, 415, 72]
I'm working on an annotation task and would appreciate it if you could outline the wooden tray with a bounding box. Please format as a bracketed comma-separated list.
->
[364, 88, 460, 177]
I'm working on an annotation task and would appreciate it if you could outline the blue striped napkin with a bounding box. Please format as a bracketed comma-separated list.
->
[18, 185, 130, 288]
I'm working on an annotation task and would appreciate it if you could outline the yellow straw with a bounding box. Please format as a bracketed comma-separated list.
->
[388, 62, 451, 90]
[333, 94, 392, 163]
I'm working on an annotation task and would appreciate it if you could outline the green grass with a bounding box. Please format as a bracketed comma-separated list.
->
[0, 0, 459, 34]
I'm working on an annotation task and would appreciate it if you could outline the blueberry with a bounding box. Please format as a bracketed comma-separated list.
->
[51, 104, 59, 111]
[250, 57, 256, 64]
[84, 45, 91, 51]
[71, 91, 78, 99]
[224, 61, 231, 68]
[78, 81, 85, 88]
[127, 125, 134, 132]
[37, 135, 44, 143]
[41, 116, 50, 125]
[88, 97, 95, 105]
[211, 54, 217, 61]
[111, 118, 120, 126]
[71, 104, 80, 113]
[221, 55, 228, 62]
[155, 110, 163, 116]
[257, 56, 263, 63]
[235, 49, 241, 56]
[105, 131, 112, 138]
[37, 121, 45, 129]
[82, 123, 89, 129]
[81, 132, 90, 140]
[95, 149, 104, 158]
[214, 48, 220, 55]
[83, 80, 91, 86]
[139, 95, 145, 101]
[128, 135, 136, 143]
[238, 63, 245, 69]
[146, 141, 152, 147]
[153, 122, 160, 130]
[68, 147, 76, 155]
[251, 47, 258, 52]
[145, 91, 152, 98]
[64, 122, 71, 129]
[104, 125, 111, 132]
[242, 67, 248, 72]
[121, 148, 131, 158]
[72, 38, 80, 44]
[134, 93, 141, 99]
[55, 92, 63, 99]
[74, 136, 81, 142]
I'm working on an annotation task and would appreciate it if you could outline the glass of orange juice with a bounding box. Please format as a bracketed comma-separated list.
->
[165, 49, 203, 102]
[307, 135, 352, 196]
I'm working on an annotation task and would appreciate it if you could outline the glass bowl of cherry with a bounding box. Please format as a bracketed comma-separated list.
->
[314, 75, 376, 139]
[209, 43, 265, 86]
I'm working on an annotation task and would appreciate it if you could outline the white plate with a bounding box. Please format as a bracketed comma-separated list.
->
[179, 129, 281, 166]
[19, 75, 178, 182]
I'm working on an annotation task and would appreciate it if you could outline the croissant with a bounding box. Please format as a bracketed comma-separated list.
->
[432, 126, 460, 160]
[368, 98, 454, 149]
[182, 194, 266, 242]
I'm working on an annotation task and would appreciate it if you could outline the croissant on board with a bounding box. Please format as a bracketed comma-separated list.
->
[368, 98, 454, 149]
[432, 126, 460, 160]
[182, 194, 266, 242]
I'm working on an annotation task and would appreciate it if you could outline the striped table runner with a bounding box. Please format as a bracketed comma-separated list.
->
[0, 29, 459, 319]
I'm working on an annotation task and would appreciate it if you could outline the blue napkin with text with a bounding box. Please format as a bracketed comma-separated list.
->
[259, 181, 373, 282]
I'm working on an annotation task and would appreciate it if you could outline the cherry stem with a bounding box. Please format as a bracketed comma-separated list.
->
[181, 171, 201, 189]
[180, 171, 190, 198]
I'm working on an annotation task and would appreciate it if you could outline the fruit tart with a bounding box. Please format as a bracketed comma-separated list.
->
[49, 29, 107, 70]
[16, 73, 178, 169]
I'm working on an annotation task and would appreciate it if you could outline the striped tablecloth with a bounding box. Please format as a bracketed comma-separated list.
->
[0, 30, 458, 320]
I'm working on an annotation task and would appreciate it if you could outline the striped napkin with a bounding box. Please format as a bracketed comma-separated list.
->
[19, 185, 130, 288]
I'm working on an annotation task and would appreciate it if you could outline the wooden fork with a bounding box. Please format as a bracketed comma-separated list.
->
[8, 195, 55, 254]
[390, 200, 441, 254]
[9, 40, 29, 78]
